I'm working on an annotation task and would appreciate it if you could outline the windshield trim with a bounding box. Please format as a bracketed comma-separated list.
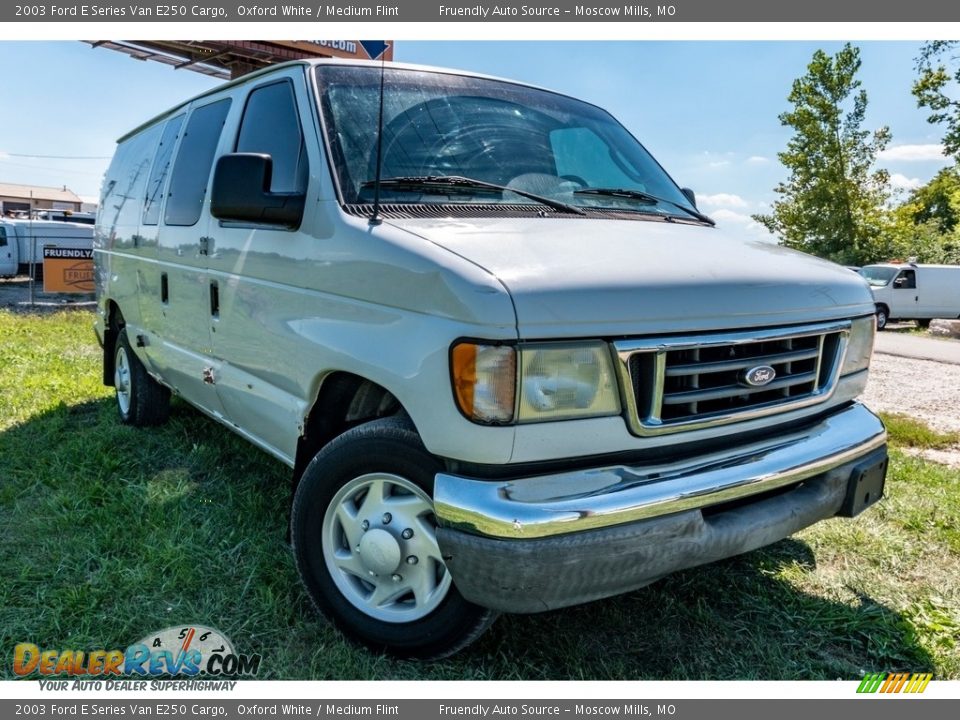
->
[312, 64, 698, 219]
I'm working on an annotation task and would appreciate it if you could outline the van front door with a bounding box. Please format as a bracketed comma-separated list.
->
[205, 73, 317, 462]
[0, 225, 15, 276]
[891, 268, 919, 319]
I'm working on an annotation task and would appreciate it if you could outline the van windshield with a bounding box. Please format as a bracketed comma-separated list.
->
[315, 65, 697, 219]
[859, 266, 898, 287]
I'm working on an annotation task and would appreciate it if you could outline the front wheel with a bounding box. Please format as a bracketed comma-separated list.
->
[876, 305, 889, 331]
[291, 418, 496, 659]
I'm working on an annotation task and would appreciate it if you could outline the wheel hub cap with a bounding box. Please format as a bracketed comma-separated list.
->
[358, 528, 401, 575]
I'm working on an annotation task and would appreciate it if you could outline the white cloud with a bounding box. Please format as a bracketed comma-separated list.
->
[711, 209, 755, 225]
[707, 160, 731, 168]
[698, 193, 748, 208]
[878, 144, 946, 162]
[890, 173, 922, 191]
[746, 156, 769, 164]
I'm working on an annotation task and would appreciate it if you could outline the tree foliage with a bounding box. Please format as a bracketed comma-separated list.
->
[886, 166, 960, 265]
[914, 41, 960, 161]
[753, 44, 891, 265]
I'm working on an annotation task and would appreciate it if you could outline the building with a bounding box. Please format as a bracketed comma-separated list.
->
[86, 40, 395, 80]
[0, 182, 83, 217]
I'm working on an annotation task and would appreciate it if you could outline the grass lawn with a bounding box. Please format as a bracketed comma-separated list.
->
[1, 309, 958, 680]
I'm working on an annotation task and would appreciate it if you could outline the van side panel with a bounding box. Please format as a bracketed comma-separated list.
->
[95, 125, 163, 333]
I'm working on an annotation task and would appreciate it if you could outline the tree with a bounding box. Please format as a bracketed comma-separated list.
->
[887, 167, 960, 265]
[914, 41, 960, 161]
[897, 165, 960, 233]
[753, 44, 891, 265]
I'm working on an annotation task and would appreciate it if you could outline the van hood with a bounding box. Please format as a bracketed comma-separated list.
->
[387, 216, 875, 337]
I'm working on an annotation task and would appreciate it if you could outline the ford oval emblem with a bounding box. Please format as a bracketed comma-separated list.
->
[742, 365, 777, 387]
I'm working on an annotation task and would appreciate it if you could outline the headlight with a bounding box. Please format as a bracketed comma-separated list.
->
[518, 342, 620, 422]
[840, 315, 875, 375]
[451, 340, 621, 424]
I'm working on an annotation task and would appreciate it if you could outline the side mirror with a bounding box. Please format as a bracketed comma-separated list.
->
[681, 187, 697, 208]
[210, 153, 305, 228]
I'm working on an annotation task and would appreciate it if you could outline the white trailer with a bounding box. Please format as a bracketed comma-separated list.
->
[860, 263, 960, 329]
[0, 219, 94, 279]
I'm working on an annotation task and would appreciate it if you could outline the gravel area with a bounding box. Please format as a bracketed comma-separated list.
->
[862, 352, 960, 435]
[0, 276, 94, 313]
[861, 352, 960, 468]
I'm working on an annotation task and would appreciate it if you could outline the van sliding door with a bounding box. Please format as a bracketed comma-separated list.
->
[152, 97, 232, 417]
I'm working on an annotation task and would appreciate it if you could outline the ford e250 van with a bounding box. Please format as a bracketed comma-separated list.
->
[859, 263, 960, 330]
[95, 60, 888, 658]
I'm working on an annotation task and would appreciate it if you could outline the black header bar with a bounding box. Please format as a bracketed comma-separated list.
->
[4, 0, 960, 22]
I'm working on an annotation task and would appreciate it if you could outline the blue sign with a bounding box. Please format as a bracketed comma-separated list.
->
[359, 41, 391, 60]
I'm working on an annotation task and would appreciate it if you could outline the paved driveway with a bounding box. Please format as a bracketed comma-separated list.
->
[874, 331, 960, 365]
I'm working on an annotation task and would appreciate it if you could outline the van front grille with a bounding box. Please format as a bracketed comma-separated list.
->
[615, 321, 849, 436]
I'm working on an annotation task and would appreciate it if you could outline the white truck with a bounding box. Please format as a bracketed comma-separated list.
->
[0, 218, 94, 279]
[859, 263, 960, 329]
[95, 59, 888, 659]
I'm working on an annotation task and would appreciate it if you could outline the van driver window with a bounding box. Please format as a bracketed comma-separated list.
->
[895, 270, 916, 289]
[235, 80, 307, 194]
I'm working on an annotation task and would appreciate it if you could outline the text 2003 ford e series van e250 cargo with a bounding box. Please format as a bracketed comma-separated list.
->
[94, 59, 888, 659]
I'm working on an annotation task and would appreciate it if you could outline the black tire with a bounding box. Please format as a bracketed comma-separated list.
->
[917, 319, 931, 329]
[291, 417, 496, 659]
[876, 305, 888, 331]
[113, 328, 170, 426]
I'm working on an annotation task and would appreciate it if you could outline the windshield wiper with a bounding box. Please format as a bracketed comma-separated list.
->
[360, 175, 586, 216]
[574, 187, 715, 226]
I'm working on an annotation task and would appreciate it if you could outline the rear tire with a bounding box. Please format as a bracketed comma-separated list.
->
[291, 417, 496, 659]
[113, 329, 170, 426]
[916, 319, 931, 329]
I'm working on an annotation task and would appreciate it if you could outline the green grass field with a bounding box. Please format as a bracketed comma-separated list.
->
[1, 309, 958, 680]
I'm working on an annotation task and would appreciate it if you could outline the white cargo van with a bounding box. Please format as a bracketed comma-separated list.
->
[860, 263, 960, 329]
[95, 60, 887, 658]
[0, 218, 94, 279]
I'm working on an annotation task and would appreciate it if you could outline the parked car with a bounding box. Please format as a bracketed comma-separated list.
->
[859, 263, 960, 329]
[95, 59, 888, 658]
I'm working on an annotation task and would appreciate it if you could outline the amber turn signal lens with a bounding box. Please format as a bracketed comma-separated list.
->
[451, 343, 516, 424]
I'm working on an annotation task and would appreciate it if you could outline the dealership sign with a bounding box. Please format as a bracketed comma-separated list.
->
[42, 246, 93, 293]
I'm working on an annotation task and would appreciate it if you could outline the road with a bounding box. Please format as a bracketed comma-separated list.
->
[874, 330, 960, 365]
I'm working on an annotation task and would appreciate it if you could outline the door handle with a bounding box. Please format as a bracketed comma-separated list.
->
[209, 280, 220, 318]
[199, 236, 214, 256]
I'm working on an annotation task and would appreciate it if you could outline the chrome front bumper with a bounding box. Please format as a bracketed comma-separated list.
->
[435, 402, 885, 539]
[434, 403, 887, 612]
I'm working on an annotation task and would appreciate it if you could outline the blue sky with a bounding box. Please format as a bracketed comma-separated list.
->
[0, 41, 951, 238]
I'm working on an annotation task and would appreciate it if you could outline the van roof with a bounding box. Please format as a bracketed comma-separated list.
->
[0, 218, 94, 232]
[117, 58, 564, 143]
[862, 262, 960, 270]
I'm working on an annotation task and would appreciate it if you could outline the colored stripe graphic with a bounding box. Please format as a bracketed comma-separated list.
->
[857, 672, 931, 694]
[856, 672, 885, 693]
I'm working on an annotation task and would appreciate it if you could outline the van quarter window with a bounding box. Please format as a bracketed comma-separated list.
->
[236, 80, 307, 194]
[164, 98, 231, 227]
[143, 114, 185, 226]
